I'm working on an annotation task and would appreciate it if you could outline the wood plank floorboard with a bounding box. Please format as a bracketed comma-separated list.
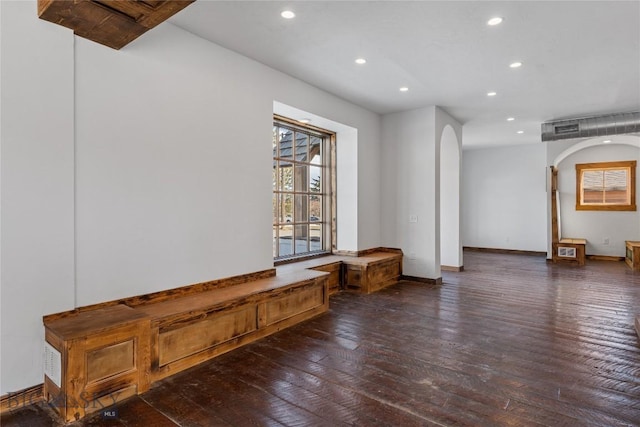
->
[2, 251, 639, 426]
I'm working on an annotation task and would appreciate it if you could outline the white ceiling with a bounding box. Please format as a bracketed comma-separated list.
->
[169, 1, 640, 148]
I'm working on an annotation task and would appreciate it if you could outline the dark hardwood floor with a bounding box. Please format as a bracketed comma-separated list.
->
[3, 251, 639, 426]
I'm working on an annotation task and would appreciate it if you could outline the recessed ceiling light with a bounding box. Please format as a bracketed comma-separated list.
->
[281, 10, 295, 19]
[399, 87, 409, 92]
[298, 118, 311, 124]
[507, 117, 515, 121]
[603, 139, 612, 143]
[487, 91, 497, 97]
[355, 58, 367, 65]
[509, 61, 523, 68]
[487, 17, 503, 26]
[517, 130, 524, 134]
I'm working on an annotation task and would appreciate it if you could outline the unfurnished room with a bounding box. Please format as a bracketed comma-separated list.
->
[1, 1, 639, 426]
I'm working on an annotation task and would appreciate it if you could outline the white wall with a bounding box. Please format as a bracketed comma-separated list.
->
[436, 109, 463, 269]
[1, 1, 382, 394]
[380, 106, 461, 279]
[440, 126, 461, 268]
[74, 29, 278, 305]
[1, 1, 75, 393]
[462, 143, 547, 252]
[555, 143, 640, 256]
[381, 107, 438, 278]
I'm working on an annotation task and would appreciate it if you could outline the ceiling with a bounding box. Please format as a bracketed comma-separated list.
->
[169, 1, 640, 148]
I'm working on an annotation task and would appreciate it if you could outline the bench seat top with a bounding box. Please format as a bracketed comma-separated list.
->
[133, 269, 328, 321]
[45, 304, 149, 339]
[559, 238, 587, 245]
[276, 252, 402, 274]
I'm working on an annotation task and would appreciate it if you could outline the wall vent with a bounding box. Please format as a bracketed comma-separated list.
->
[541, 111, 640, 141]
[557, 247, 577, 258]
[44, 341, 62, 388]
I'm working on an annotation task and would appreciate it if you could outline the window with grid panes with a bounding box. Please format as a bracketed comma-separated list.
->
[576, 160, 636, 211]
[273, 118, 333, 259]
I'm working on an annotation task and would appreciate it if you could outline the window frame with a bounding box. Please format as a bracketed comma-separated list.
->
[273, 115, 336, 261]
[575, 160, 636, 211]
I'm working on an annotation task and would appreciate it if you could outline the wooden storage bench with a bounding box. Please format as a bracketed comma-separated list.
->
[40, 248, 401, 423]
[341, 252, 403, 294]
[131, 270, 329, 382]
[275, 250, 403, 295]
[43, 305, 150, 423]
[553, 238, 587, 266]
[625, 241, 640, 271]
[43, 269, 329, 422]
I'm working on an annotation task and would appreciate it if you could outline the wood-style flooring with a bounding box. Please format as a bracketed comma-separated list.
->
[3, 251, 639, 426]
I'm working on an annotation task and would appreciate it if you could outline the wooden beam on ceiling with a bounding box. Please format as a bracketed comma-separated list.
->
[38, 0, 195, 50]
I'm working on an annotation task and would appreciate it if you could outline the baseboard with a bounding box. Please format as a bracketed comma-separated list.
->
[401, 275, 442, 286]
[0, 384, 43, 414]
[463, 247, 547, 256]
[547, 255, 625, 263]
[441, 265, 464, 272]
[586, 255, 625, 262]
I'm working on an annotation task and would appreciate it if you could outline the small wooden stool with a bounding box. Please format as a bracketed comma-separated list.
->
[553, 238, 587, 266]
[625, 241, 640, 271]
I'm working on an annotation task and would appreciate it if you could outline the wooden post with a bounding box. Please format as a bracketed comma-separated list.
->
[551, 166, 560, 263]
[551, 166, 586, 266]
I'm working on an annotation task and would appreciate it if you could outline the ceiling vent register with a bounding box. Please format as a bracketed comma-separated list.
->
[541, 111, 640, 142]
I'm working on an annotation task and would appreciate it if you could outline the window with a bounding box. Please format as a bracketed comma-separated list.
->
[576, 160, 636, 211]
[273, 116, 334, 259]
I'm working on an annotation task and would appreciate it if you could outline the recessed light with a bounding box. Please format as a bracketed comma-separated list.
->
[355, 58, 367, 65]
[507, 117, 515, 121]
[298, 118, 311, 124]
[517, 130, 524, 134]
[399, 87, 409, 92]
[487, 91, 497, 97]
[281, 10, 295, 19]
[603, 139, 612, 143]
[509, 61, 523, 68]
[487, 17, 503, 26]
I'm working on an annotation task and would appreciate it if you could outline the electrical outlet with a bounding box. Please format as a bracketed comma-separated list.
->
[603, 237, 610, 245]
[409, 215, 418, 223]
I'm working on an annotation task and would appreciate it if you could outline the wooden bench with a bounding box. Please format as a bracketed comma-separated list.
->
[132, 269, 329, 382]
[550, 166, 586, 267]
[275, 250, 403, 295]
[625, 241, 640, 271]
[42, 248, 402, 422]
[553, 238, 587, 266]
[340, 252, 403, 293]
[43, 305, 151, 423]
[43, 269, 328, 422]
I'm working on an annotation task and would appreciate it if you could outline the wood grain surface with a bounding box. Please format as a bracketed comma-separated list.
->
[5, 251, 639, 426]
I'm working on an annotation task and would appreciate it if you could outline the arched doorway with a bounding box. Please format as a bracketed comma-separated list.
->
[548, 134, 640, 258]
